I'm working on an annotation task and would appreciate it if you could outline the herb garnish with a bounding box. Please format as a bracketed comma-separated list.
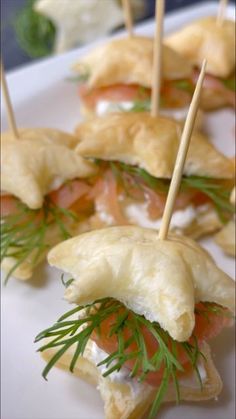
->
[66, 73, 90, 83]
[173, 80, 195, 94]
[35, 297, 213, 418]
[223, 76, 236, 92]
[1, 198, 78, 283]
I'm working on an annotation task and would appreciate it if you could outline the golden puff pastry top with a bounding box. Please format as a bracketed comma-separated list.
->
[165, 17, 235, 78]
[1, 128, 96, 209]
[74, 113, 233, 179]
[73, 36, 193, 88]
[48, 226, 235, 342]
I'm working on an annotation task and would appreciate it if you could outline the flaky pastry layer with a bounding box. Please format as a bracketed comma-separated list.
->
[165, 17, 235, 78]
[48, 226, 235, 342]
[1, 128, 96, 209]
[73, 36, 192, 88]
[74, 113, 233, 179]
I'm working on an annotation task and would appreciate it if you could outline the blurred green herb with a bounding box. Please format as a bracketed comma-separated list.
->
[223, 76, 236, 92]
[173, 80, 194, 94]
[14, 0, 56, 58]
[66, 73, 90, 83]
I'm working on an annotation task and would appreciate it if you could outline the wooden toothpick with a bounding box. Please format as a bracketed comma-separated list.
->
[122, 0, 133, 37]
[151, 0, 165, 118]
[1, 61, 19, 138]
[217, 0, 228, 25]
[158, 60, 207, 240]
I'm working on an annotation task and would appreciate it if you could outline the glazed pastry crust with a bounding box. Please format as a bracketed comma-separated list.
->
[48, 226, 235, 342]
[74, 113, 234, 179]
[165, 17, 235, 78]
[42, 339, 223, 419]
[73, 36, 193, 88]
[1, 128, 96, 209]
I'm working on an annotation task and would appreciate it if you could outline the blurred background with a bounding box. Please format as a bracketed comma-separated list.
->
[1, 0, 234, 71]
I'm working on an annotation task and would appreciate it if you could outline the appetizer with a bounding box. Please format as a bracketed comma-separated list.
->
[165, 17, 235, 110]
[72, 36, 196, 119]
[36, 226, 235, 419]
[74, 113, 234, 238]
[215, 187, 235, 256]
[0, 128, 97, 281]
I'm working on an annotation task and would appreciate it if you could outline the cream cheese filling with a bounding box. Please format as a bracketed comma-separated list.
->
[89, 340, 143, 397]
[95, 100, 191, 122]
[89, 340, 207, 393]
[97, 199, 209, 231]
[125, 203, 200, 230]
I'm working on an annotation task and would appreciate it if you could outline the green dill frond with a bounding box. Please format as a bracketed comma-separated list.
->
[173, 80, 194, 94]
[181, 176, 234, 222]
[223, 76, 236, 92]
[1, 199, 78, 283]
[66, 73, 90, 83]
[36, 297, 207, 418]
[128, 100, 151, 112]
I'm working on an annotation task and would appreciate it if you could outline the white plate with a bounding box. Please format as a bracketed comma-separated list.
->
[1, 2, 235, 419]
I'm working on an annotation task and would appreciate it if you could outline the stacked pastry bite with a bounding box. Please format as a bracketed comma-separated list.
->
[36, 227, 235, 419]
[72, 36, 196, 118]
[73, 113, 234, 238]
[0, 128, 96, 280]
[72, 16, 235, 116]
[165, 17, 235, 109]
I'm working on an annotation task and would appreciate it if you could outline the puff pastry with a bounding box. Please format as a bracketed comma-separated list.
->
[199, 85, 235, 110]
[215, 188, 235, 257]
[1, 128, 96, 209]
[42, 339, 222, 419]
[74, 113, 234, 179]
[165, 17, 235, 78]
[48, 226, 235, 342]
[73, 36, 193, 88]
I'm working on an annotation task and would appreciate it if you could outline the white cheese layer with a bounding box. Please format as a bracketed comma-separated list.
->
[96, 100, 134, 116]
[96, 100, 190, 122]
[89, 340, 143, 397]
[125, 203, 201, 230]
[89, 340, 207, 392]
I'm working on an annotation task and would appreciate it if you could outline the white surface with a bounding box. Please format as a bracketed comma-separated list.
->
[1, 2, 235, 419]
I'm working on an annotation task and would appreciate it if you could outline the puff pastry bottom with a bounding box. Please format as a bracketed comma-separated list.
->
[214, 219, 235, 257]
[42, 339, 222, 419]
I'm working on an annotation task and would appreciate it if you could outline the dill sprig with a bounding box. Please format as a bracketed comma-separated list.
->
[173, 80, 195, 94]
[223, 75, 236, 92]
[35, 297, 207, 418]
[66, 73, 90, 84]
[0, 198, 78, 283]
[107, 161, 234, 221]
[181, 176, 234, 222]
